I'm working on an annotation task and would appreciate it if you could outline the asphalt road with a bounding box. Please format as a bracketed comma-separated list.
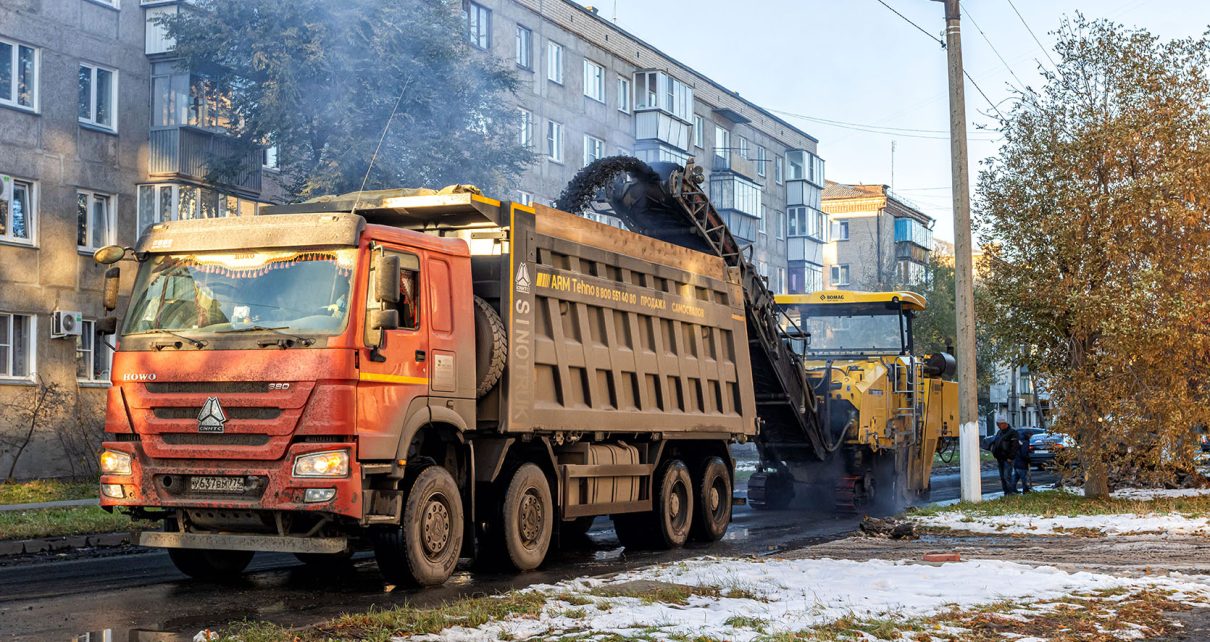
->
[0, 466, 1048, 641]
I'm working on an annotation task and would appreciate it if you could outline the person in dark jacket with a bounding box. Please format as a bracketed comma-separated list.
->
[1013, 430, 1032, 493]
[990, 414, 1019, 495]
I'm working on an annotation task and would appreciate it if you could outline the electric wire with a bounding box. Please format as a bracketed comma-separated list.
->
[1005, 0, 1057, 67]
[873, 0, 945, 48]
[962, 3, 1028, 91]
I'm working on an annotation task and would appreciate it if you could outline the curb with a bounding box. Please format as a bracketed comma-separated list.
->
[0, 530, 141, 556]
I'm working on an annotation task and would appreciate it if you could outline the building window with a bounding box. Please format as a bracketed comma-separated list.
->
[515, 25, 532, 69]
[633, 71, 693, 121]
[838, 220, 849, 241]
[775, 156, 784, 184]
[0, 175, 35, 245]
[777, 268, 786, 294]
[777, 210, 785, 240]
[0, 38, 37, 111]
[137, 184, 256, 236]
[77, 190, 114, 251]
[262, 145, 279, 170]
[756, 145, 767, 178]
[151, 62, 232, 130]
[714, 126, 729, 159]
[693, 115, 704, 149]
[831, 265, 850, 286]
[518, 108, 534, 148]
[462, 1, 491, 50]
[737, 136, 749, 160]
[759, 204, 767, 235]
[617, 76, 631, 113]
[583, 60, 605, 102]
[546, 41, 564, 84]
[516, 191, 533, 207]
[0, 312, 33, 380]
[78, 64, 117, 131]
[77, 319, 113, 384]
[583, 135, 604, 167]
[787, 150, 807, 181]
[546, 120, 563, 162]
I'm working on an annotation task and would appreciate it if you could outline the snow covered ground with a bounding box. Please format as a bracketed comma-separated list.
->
[915, 511, 1210, 536]
[1110, 487, 1210, 500]
[408, 556, 1210, 641]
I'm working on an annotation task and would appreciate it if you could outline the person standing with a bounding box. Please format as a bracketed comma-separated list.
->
[1014, 429, 1032, 493]
[990, 414, 1020, 495]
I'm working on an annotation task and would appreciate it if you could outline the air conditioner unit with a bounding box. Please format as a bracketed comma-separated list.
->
[51, 310, 84, 339]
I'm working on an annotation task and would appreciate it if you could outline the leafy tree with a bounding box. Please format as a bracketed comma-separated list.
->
[975, 16, 1210, 497]
[161, 0, 534, 200]
[910, 253, 999, 397]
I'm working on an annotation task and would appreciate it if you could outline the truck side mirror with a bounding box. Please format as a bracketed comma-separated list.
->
[93, 245, 127, 265]
[103, 267, 120, 313]
[370, 309, 400, 331]
[374, 255, 401, 304]
[96, 316, 119, 336]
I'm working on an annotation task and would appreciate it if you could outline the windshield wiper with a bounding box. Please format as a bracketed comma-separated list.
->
[217, 325, 315, 347]
[131, 329, 207, 350]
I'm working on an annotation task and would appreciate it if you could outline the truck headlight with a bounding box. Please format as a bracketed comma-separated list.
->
[293, 450, 349, 478]
[100, 450, 132, 476]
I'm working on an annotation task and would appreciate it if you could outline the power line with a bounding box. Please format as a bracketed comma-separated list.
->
[767, 109, 998, 140]
[962, 3, 1028, 91]
[1005, 0, 1057, 68]
[873, 0, 944, 48]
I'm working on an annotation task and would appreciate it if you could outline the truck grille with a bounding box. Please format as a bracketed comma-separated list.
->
[145, 381, 270, 394]
[152, 407, 282, 420]
[158, 434, 272, 447]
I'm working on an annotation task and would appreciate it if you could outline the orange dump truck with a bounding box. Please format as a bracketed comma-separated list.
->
[94, 189, 756, 585]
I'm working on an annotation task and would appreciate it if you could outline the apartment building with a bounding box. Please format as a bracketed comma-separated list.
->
[0, 0, 271, 478]
[821, 181, 934, 290]
[464, 0, 827, 294]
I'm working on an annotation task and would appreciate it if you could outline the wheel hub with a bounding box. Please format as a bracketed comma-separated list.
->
[708, 485, 721, 512]
[422, 496, 451, 557]
[518, 490, 544, 546]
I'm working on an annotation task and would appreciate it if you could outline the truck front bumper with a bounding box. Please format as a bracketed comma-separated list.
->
[98, 441, 364, 520]
[139, 531, 349, 554]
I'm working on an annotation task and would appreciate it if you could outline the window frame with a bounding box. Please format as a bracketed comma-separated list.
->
[831, 264, 850, 286]
[516, 191, 534, 207]
[546, 120, 563, 163]
[77, 190, 115, 252]
[463, 1, 491, 50]
[76, 318, 114, 385]
[0, 312, 35, 382]
[838, 220, 850, 241]
[0, 37, 39, 112]
[546, 41, 564, 85]
[0, 175, 37, 247]
[583, 134, 604, 167]
[78, 62, 118, 132]
[775, 156, 784, 185]
[693, 115, 704, 149]
[518, 108, 534, 148]
[617, 76, 631, 113]
[756, 145, 767, 178]
[515, 25, 533, 70]
[582, 59, 605, 103]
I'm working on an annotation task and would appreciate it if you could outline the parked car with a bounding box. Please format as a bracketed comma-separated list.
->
[1029, 431, 1075, 470]
[980, 427, 1044, 454]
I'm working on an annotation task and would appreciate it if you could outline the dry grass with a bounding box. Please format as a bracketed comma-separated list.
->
[0, 506, 156, 540]
[0, 479, 96, 505]
[910, 489, 1210, 519]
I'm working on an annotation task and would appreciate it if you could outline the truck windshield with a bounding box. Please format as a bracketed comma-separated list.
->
[123, 248, 357, 338]
[801, 312, 904, 355]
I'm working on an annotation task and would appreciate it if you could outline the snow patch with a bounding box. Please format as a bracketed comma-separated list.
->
[404, 557, 1210, 642]
[916, 511, 1210, 536]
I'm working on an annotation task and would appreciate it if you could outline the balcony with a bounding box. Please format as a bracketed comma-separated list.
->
[634, 111, 690, 151]
[711, 147, 757, 180]
[788, 236, 824, 264]
[150, 126, 262, 196]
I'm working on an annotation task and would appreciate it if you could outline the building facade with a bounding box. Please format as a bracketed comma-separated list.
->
[465, 0, 826, 294]
[0, 0, 270, 479]
[821, 181, 934, 290]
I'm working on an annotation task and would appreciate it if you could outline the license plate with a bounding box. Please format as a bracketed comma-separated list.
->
[189, 476, 246, 493]
[1034, 449, 1050, 455]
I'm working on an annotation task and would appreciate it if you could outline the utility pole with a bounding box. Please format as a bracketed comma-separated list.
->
[936, 0, 981, 502]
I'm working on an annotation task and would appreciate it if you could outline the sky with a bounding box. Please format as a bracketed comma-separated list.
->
[596, 0, 1207, 242]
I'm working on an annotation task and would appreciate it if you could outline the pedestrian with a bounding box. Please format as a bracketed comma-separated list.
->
[990, 413, 1019, 495]
[1014, 428, 1032, 493]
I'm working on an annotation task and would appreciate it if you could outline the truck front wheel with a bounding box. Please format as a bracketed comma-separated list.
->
[372, 465, 464, 587]
[500, 463, 553, 571]
[167, 548, 254, 581]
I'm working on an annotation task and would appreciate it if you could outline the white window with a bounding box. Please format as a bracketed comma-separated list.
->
[77, 319, 114, 384]
[838, 220, 850, 241]
[137, 184, 254, 236]
[583, 134, 604, 167]
[777, 267, 786, 294]
[777, 210, 785, 240]
[546, 120, 563, 162]
[583, 60, 605, 102]
[714, 126, 729, 159]
[78, 63, 117, 131]
[515, 25, 532, 69]
[633, 71, 693, 121]
[759, 204, 767, 234]
[463, 1, 491, 50]
[77, 190, 114, 251]
[693, 115, 704, 149]
[547, 41, 564, 84]
[775, 156, 784, 184]
[262, 145, 279, 170]
[0, 175, 35, 245]
[831, 264, 850, 286]
[756, 145, 767, 178]
[0, 312, 33, 380]
[617, 76, 630, 113]
[787, 150, 806, 181]
[0, 38, 37, 111]
[737, 136, 749, 160]
[519, 108, 534, 148]
[516, 191, 533, 206]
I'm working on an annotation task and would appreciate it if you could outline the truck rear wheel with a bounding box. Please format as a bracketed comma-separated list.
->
[372, 465, 463, 587]
[168, 548, 255, 581]
[690, 456, 731, 542]
[499, 463, 554, 571]
[613, 458, 693, 550]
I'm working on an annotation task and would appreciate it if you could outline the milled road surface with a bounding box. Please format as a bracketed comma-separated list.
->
[0, 466, 1048, 641]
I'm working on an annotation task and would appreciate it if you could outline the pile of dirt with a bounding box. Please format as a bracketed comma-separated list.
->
[858, 516, 917, 540]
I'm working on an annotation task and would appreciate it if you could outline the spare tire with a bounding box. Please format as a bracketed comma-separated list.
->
[474, 296, 507, 398]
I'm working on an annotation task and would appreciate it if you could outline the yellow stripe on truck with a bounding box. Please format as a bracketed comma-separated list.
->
[358, 372, 430, 385]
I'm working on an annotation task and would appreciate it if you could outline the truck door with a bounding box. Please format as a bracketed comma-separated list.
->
[357, 247, 431, 459]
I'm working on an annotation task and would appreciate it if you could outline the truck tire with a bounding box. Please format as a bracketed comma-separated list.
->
[500, 463, 553, 571]
[690, 456, 731, 542]
[372, 466, 463, 587]
[474, 296, 507, 398]
[168, 548, 255, 581]
[612, 458, 693, 550]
